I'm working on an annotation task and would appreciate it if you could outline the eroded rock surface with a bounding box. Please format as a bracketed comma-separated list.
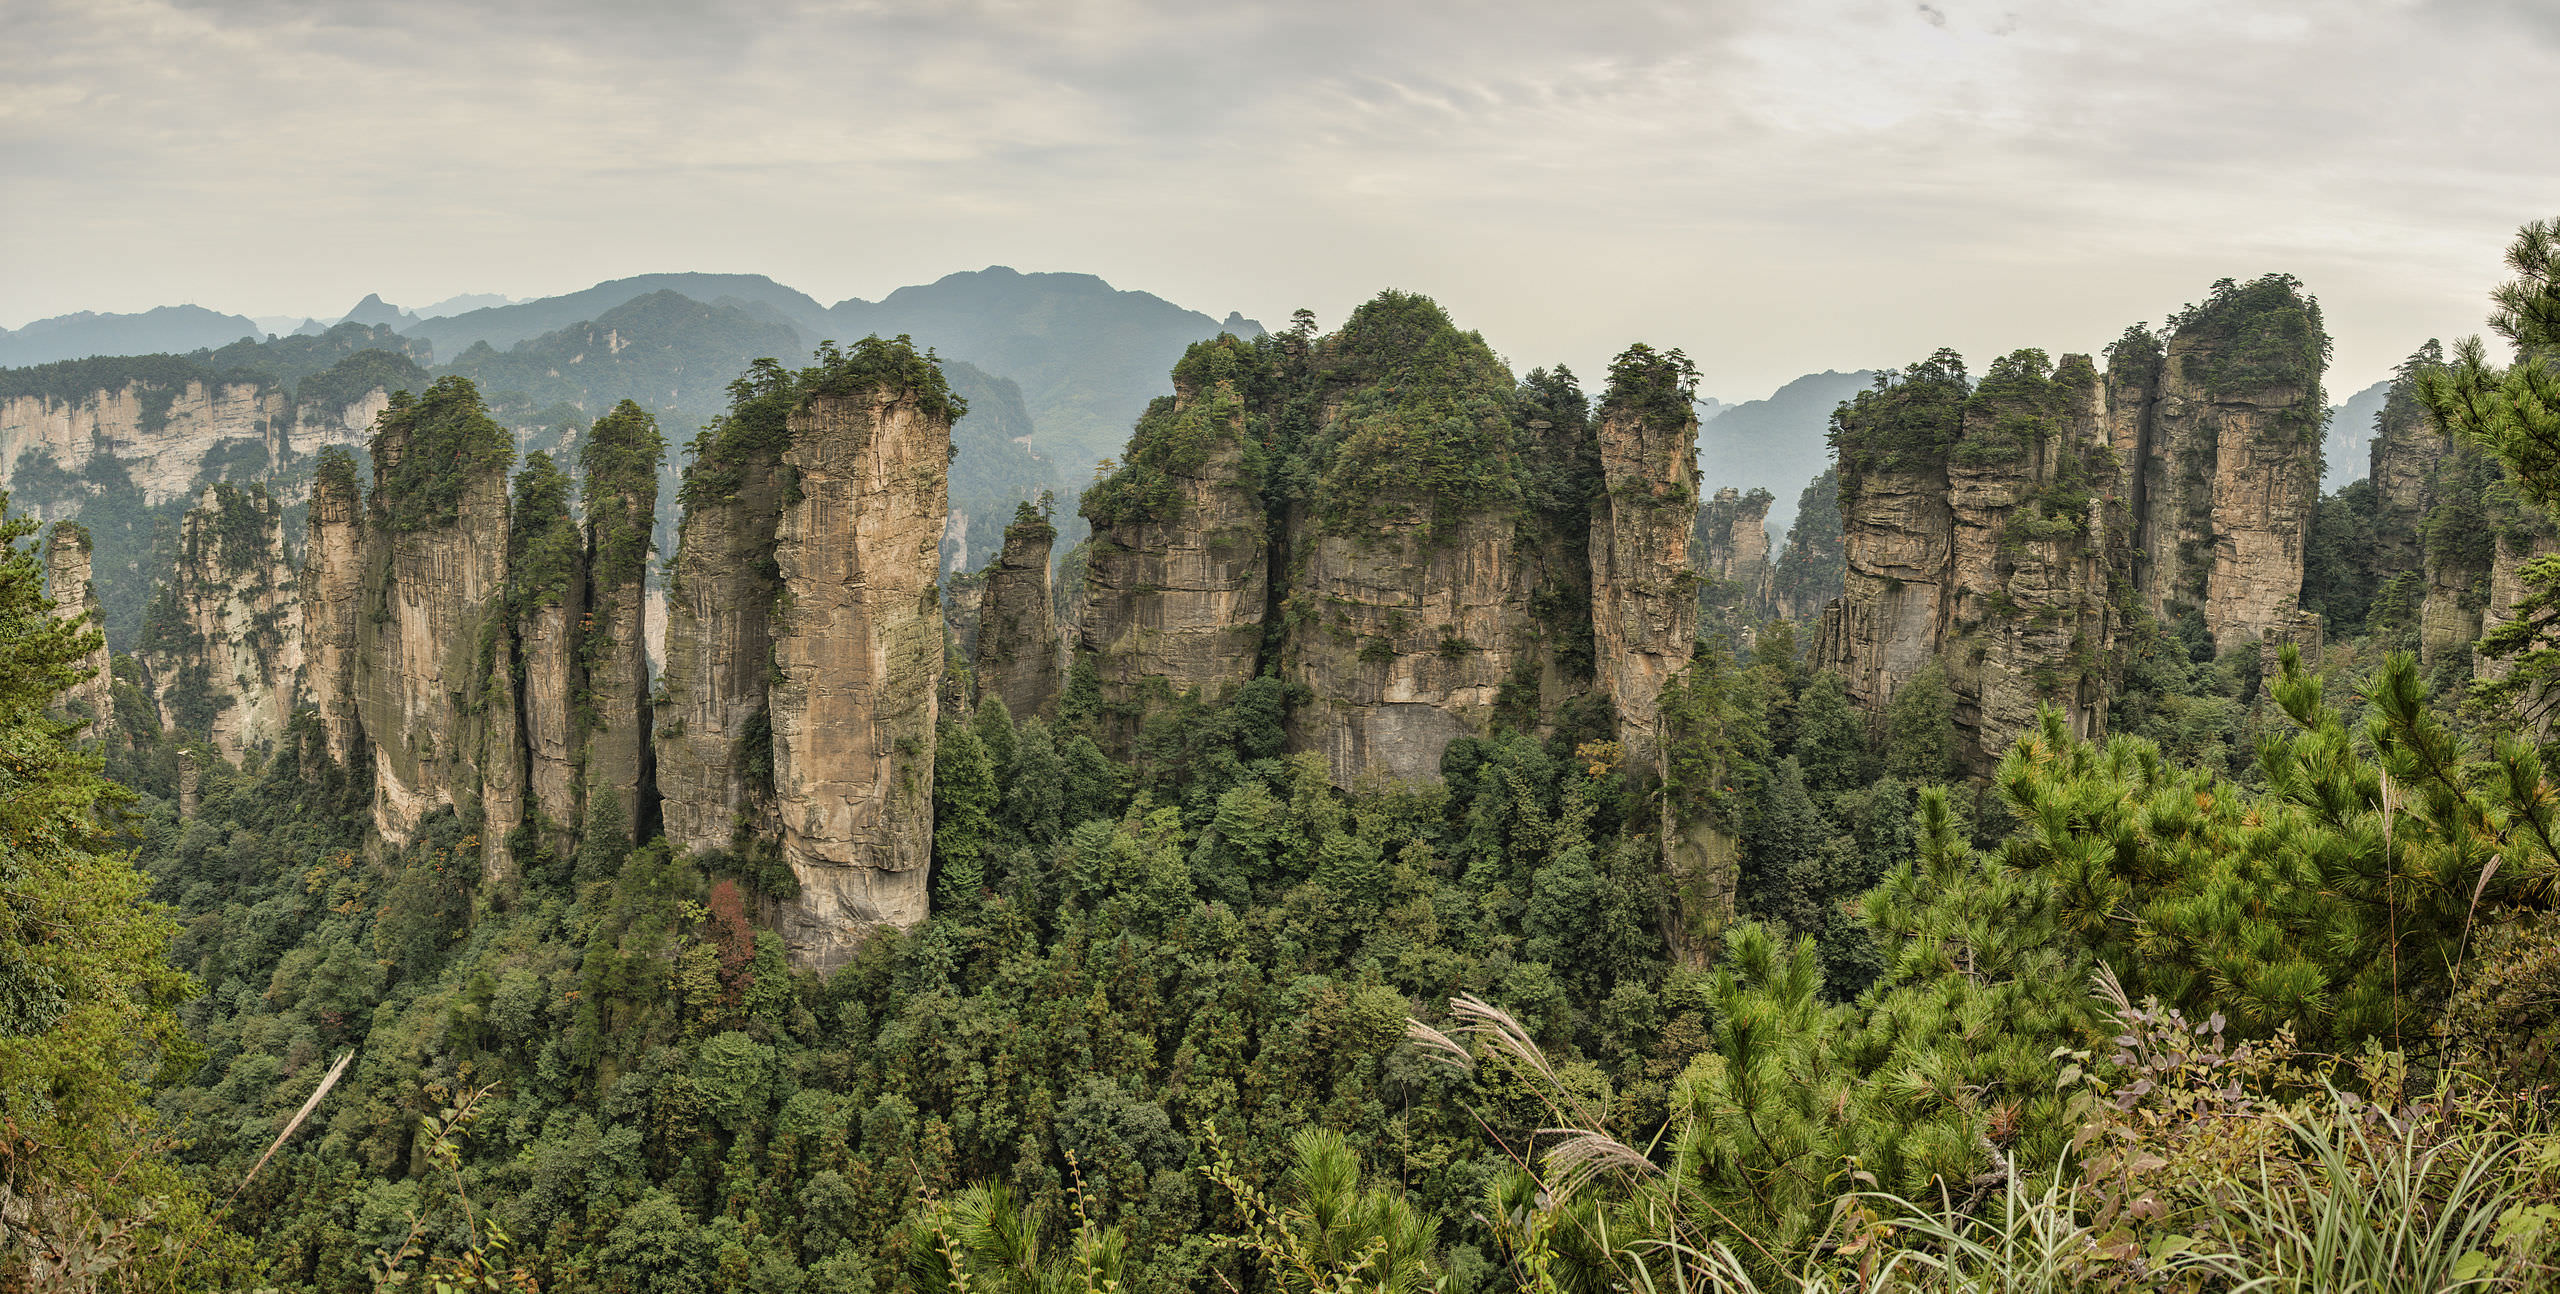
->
[973, 504, 1060, 719]
[767, 383, 950, 969]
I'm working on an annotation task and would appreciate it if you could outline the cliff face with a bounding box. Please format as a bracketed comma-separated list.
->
[1277, 303, 1540, 783]
[1, 381, 283, 506]
[506, 452, 587, 851]
[767, 380, 950, 970]
[140, 483, 303, 761]
[352, 381, 519, 881]
[973, 505, 1059, 719]
[1817, 356, 1962, 721]
[1809, 280, 2325, 768]
[1078, 338, 1269, 744]
[1286, 508, 1533, 781]
[1589, 361, 1703, 771]
[300, 451, 367, 767]
[1817, 350, 2120, 769]
[1696, 487, 1774, 615]
[42, 523, 112, 738]
[2370, 348, 2452, 576]
[0, 370, 405, 511]
[655, 388, 787, 858]
[580, 402, 663, 842]
[2120, 279, 2328, 653]
[1944, 354, 2117, 753]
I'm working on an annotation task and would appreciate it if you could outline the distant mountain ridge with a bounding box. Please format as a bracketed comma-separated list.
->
[0, 304, 263, 367]
[2321, 377, 2392, 493]
[1696, 368, 1877, 544]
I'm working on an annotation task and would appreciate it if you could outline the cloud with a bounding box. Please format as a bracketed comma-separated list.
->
[2, 0, 2555, 397]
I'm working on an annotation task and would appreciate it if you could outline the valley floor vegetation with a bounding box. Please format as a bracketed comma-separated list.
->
[9, 220, 2560, 1292]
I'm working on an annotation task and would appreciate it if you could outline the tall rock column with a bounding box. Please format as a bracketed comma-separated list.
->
[973, 501, 1060, 719]
[656, 370, 790, 858]
[1078, 337, 1269, 747]
[140, 483, 303, 761]
[300, 448, 367, 768]
[1817, 354, 1965, 720]
[353, 379, 518, 879]
[1279, 297, 1537, 783]
[1942, 352, 2118, 756]
[42, 522, 113, 739]
[506, 452, 586, 852]
[766, 347, 954, 969]
[581, 400, 664, 843]
[2130, 276, 2328, 652]
[1589, 345, 1703, 772]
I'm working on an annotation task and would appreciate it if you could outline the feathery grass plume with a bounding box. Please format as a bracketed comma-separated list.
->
[230, 1050, 351, 1203]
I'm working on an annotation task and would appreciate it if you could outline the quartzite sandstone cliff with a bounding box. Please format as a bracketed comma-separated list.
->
[973, 504, 1061, 719]
[43, 522, 112, 739]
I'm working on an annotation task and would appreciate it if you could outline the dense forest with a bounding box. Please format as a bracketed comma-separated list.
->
[8, 219, 2560, 1294]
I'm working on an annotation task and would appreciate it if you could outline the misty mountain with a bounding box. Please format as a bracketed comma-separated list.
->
[402, 265, 1259, 480]
[440, 289, 1055, 570]
[0, 304, 263, 367]
[338, 293, 419, 329]
[402, 273, 836, 358]
[2321, 377, 2392, 493]
[1695, 368, 1876, 543]
[414, 292, 515, 319]
[830, 266, 1265, 472]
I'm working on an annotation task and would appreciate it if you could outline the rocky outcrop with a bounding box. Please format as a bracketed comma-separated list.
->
[1944, 355, 2116, 752]
[766, 376, 951, 969]
[1278, 304, 1543, 783]
[140, 483, 303, 761]
[580, 401, 662, 843]
[42, 522, 112, 738]
[1811, 278, 2325, 766]
[353, 380, 518, 881]
[0, 347, 419, 512]
[2, 381, 284, 506]
[1696, 487, 1774, 614]
[1817, 349, 2120, 769]
[1817, 354, 1962, 723]
[655, 389, 787, 858]
[973, 503, 1060, 719]
[2123, 280, 2328, 652]
[1078, 337, 1269, 745]
[506, 452, 586, 850]
[1590, 354, 1703, 772]
[300, 449, 368, 769]
[1286, 509, 1533, 781]
[2370, 343, 2452, 577]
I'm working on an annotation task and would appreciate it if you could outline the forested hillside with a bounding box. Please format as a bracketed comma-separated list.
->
[6, 222, 2560, 1293]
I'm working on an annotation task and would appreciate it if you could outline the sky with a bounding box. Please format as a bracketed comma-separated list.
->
[6, 0, 2557, 401]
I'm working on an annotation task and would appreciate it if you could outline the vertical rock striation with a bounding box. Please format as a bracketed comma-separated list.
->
[1589, 346, 1703, 772]
[506, 452, 586, 851]
[2124, 277, 2328, 653]
[141, 483, 303, 761]
[1077, 337, 1270, 746]
[580, 400, 664, 843]
[1817, 349, 2120, 769]
[973, 502, 1060, 719]
[1278, 298, 1537, 782]
[1817, 354, 1963, 721]
[352, 379, 517, 879]
[655, 368, 790, 858]
[1696, 487, 1775, 617]
[42, 522, 112, 739]
[300, 449, 368, 768]
[766, 360, 953, 969]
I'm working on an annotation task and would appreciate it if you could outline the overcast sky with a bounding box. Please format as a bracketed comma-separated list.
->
[6, 0, 2556, 399]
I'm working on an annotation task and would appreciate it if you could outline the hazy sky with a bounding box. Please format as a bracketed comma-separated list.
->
[7, 0, 2556, 399]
